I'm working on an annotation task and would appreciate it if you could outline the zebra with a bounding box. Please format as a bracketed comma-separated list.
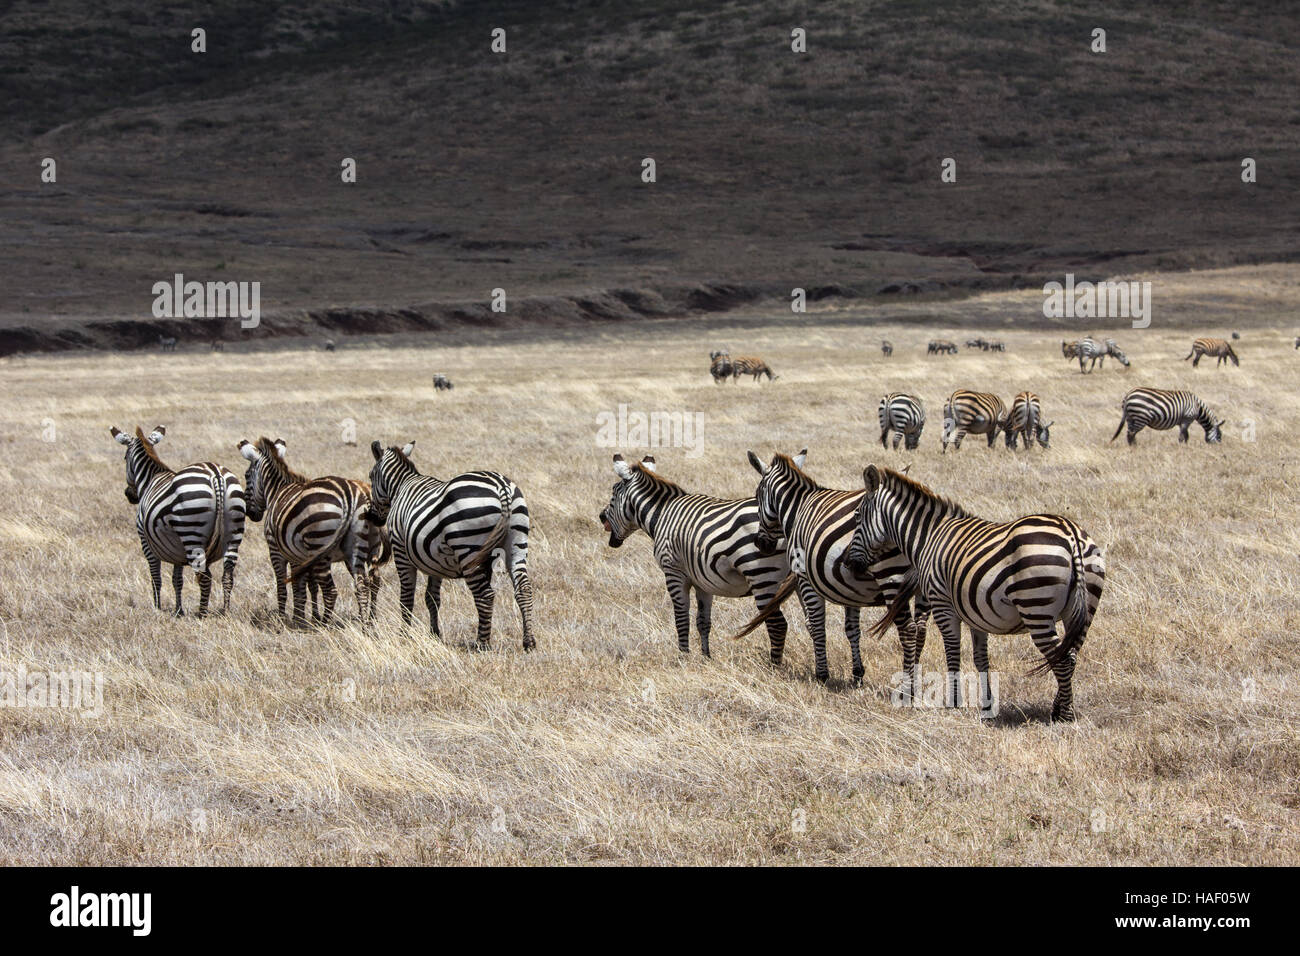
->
[238, 437, 382, 625]
[1110, 387, 1224, 445]
[366, 441, 535, 650]
[878, 392, 926, 450]
[600, 454, 813, 665]
[965, 338, 989, 350]
[1075, 337, 1130, 373]
[433, 373, 454, 391]
[730, 355, 775, 382]
[1184, 337, 1239, 368]
[849, 465, 1105, 721]
[988, 341, 1006, 352]
[734, 450, 919, 687]
[1062, 340, 1082, 362]
[881, 340, 893, 357]
[928, 340, 958, 355]
[210, 340, 224, 352]
[941, 390, 1006, 452]
[324, 339, 336, 352]
[158, 335, 177, 352]
[1004, 391, 1052, 449]
[110, 425, 245, 616]
[303, 525, 391, 624]
[709, 350, 733, 383]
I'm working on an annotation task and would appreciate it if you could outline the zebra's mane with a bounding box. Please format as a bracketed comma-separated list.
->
[632, 461, 685, 495]
[774, 453, 822, 490]
[880, 467, 970, 519]
[133, 426, 173, 472]
[255, 436, 308, 484]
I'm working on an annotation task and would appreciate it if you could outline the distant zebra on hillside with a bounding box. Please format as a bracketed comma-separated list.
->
[1075, 337, 1129, 373]
[850, 466, 1105, 721]
[730, 355, 776, 382]
[878, 393, 926, 450]
[1005, 391, 1052, 449]
[1111, 388, 1224, 445]
[965, 338, 990, 350]
[1184, 337, 1239, 368]
[942, 390, 1006, 452]
[158, 335, 177, 352]
[880, 340, 893, 357]
[110, 425, 245, 616]
[709, 350, 733, 383]
[367, 441, 536, 649]
[239, 437, 382, 625]
[433, 373, 454, 391]
[928, 340, 958, 355]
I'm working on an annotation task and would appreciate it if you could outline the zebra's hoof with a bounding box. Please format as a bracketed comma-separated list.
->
[522, 638, 536, 652]
[815, 670, 829, 684]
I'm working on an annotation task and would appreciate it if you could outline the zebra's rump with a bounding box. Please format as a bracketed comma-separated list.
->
[393, 471, 523, 578]
[139, 464, 244, 565]
[267, 476, 366, 565]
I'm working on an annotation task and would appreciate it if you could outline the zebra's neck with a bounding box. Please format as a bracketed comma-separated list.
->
[879, 474, 968, 562]
[1193, 400, 1213, 430]
[631, 477, 683, 537]
[130, 447, 168, 489]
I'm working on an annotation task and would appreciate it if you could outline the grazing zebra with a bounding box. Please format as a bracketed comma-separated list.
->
[1004, 391, 1052, 450]
[110, 425, 245, 616]
[366, 441, 535, 650]
[238, 437, 382, 625]
[1110, 388, 1224, 445]
[730, 355, 776, 382]
[1075, 337, 1129, 373]
[158, 335, 177, 352]
[600, 454, 814, 664]
[928, 340, 958, 355]
[1184, 337, 1239, 368]
[734, 450, 919, 687]
[1231, 331, 1240, 340]
[881, 340, 893, 357]
[324, 339, 336, 352]
[709, 350, 733, 383]
[965, 338, 989, 350]
[941, 390, 1006, 452]
[433, 373, 454, 391]
[210, 341, 224, 352]
[849, 465, 1105, 720]
[988, 341, 1006, 352]
[878, 392, 926, 450]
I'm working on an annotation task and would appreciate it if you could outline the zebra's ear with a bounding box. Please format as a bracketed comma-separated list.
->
[273, 439, 287, 457]
[640, 455, 657, 473]
[110, 426, 130, 445]
[863, 465, 882, 494]
[612, 455, 634, 481]
[793, 449, 808, 470]
[746, 450, 767, 476]
[401, 441, 415, 457]
[147, 427, 166, 445]
[371, 440, 384, 462]
[238, 440, 258, 462]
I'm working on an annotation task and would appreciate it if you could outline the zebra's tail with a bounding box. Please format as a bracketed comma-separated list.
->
[204, 471, 227, 568]
[731, 574, 798, 640]
[461, 484, 515, 576]
[286, 518, 352, 584]
[1182, 349, 1194, 361]
[1031, 534, 1094, 675]
[869, 568, 918, 639]
[1109, 412, 1127, 442]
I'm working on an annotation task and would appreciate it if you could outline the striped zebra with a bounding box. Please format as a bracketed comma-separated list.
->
[304, 525, 391, 624]
[850, 466, 1105, 721]
[1076, 337, 1129, 373]
[366, 441, 535, 649]
[110, 425, 245, 616]
[600, 454, 809, 664]
[433, 374, 454, 391]
[734, 451, 919, 686]
[1110, 387, 1223, 445]
[1004, 391, 1052, 449]
[928, 340, 958, 355]
[709, 350, 733, 383]
[1184, 337, 1239, 368]
[941, 390, 1006, 452]
[878, 392, 926, 450]
[730, 355, 775, 382]
[881, 340, 893, 357]
[238, 437, 382, 625]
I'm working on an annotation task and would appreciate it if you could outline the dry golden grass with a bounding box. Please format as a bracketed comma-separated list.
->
[1, 268, 1298, 864]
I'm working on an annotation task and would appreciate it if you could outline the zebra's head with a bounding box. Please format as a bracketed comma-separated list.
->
[848, 464, 896, 571]
[600, 454, 656, 547]
[1206, 418, 1225, 443]
[1036, 421, 1054, 449]
[1111, 347, 1130, 367]
[747, 448, 807, 555]
[237, 437, 287, 521]
[366, 440, 417, 525]
[110, 425, 166, 504]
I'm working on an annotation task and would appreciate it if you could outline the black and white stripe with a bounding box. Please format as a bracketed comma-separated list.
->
[1004, 391, 1052, 449]
[853, 466, 1105, 721]
[367, 440, 535, 649]
[878, 392, 926, 451]
[111, 425, 245, 616]
[599, 454, 800, 663]
[239, 437, 380, 625]
[736, 451, 918, 685]
[941, 390, 1006, 452]
[1110, 387, 1224, 445]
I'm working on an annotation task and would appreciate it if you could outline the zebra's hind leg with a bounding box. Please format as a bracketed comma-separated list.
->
[315, 563, 339, 625]
[424, 575, 442, 637]
[269, 550, 289, 616]
[195, 568, 213, 618]
[900, 604, 929, 708]
[932, 606, 963, 707]
[507, 560, 536, 651]
[1030, 624, 1078, 722]
[795, 578, 830, 682]
[395, 549, 417, 630]
[970, 629, 996, 718]
[762, 608, 788, 667]
[221, 557, 236, 614]
[466, 568, 495, 648]
[171, 563, 186, 616]
[844, 606, 864, 685]
[289, 569, 310, 627]
[695, 591, 713, 658]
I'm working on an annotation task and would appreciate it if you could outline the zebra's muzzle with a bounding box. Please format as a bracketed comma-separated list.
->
[600, 512, 624, 548]
[124, 487, 139, 505]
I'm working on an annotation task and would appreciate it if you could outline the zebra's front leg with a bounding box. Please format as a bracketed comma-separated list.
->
[424, 575, 442, 637]
[171, 563, 185, 617]
[971, 629, 995, 718]
[795, 578, 830, 682]
[195, 568, 213, 618]
[932, 606, 963, 707]
[466, 568, 495, 648]
[663, 569, 692, 654]
[395, 549, 417, 629]
[695, 591, 714, 659]
[140, 535, 163, 610]
[844, 606, 865, 686]
[269, 550, 289, 617]
[1178, 424, 1190, 443]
